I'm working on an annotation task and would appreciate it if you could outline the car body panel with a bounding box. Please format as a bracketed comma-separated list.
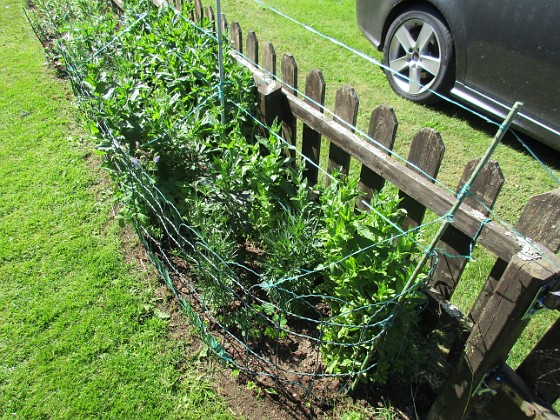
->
[356, 0, 560, 151]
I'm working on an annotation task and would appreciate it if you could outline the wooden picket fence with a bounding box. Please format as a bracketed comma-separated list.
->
[113, 1, 560, 418]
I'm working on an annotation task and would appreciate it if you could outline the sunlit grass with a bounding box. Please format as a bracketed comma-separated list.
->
[0, 1, 232, 417]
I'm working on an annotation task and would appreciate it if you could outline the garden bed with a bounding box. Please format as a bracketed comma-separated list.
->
[30, 0, 429, 394]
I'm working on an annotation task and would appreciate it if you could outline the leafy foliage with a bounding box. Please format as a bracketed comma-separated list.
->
[315, 179, 425, 382]
[34, 0, 426, 385]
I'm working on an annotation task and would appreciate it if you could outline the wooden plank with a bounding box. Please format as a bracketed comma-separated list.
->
[204, 6, 215, 31]
[357, 105, 397, 209]
[420, 160, 504, 360]
[301, 69, 326, 186]
[220, 13, 228, 37]
[399, 128, 445, 230]
[516, 190, 560, 252]
[280, 53, 297, 148]
[470, 190, 560, 323]
[469, 260, 508, 323]
[327, 85, 358, 180]
[262, 41, 276, 77]
[427, 254, 560, 419]
[246, 31, 258, 66]
[280, 54, 297, 95]
[257, 82, 283, 137]
[230, 21, 242, 53]
[430, 159, 504, 300]
[194, 0, 203, 23]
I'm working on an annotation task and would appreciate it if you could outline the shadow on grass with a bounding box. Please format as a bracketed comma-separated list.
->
[427, 100, 560, 173]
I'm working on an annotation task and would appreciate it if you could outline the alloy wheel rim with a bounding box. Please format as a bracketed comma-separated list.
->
[387, 18, 442, 95]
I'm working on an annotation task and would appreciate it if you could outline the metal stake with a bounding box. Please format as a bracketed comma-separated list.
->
[400, 101, 523, 299]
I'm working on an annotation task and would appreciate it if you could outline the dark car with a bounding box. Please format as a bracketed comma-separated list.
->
[356, 0, 560, 151]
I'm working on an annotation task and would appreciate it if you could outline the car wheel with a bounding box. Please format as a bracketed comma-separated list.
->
[383, 7, 455, 104]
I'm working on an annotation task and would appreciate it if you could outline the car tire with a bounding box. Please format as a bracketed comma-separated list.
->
[383, 7, 455, 104]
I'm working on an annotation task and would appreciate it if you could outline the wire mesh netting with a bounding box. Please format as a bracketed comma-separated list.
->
[29, 0, 559, 402]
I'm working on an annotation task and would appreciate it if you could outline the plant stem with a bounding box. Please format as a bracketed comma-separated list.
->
[216, 0, 227, 124]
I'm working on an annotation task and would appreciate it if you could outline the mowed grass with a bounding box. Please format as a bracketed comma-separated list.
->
[217, 0, 560, 369]
[0, 1, 232, 418]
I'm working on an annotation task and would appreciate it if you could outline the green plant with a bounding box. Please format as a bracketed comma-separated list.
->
[315, 178, 425, 383]
[34, 0, 428, 390]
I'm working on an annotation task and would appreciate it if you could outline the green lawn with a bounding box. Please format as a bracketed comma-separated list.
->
[0, 1, 231, 418]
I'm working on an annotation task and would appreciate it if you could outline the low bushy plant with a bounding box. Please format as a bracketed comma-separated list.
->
[34, 0, 426, 385]
[313, 177, 425, 383]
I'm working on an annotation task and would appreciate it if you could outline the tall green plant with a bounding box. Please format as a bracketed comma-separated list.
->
[315, 179, 425, 383]
[34, 0, 428, 388]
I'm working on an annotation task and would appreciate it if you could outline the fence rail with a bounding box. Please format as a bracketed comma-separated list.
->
[113, 1, 560, 418]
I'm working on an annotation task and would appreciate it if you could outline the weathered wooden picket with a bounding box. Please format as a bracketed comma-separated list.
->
[113, 1, 560, 418]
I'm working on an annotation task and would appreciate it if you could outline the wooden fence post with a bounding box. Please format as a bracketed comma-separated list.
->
[257, 82, 283, 137]
[219, 13, 228, 36]
[246, 31, 258, 66]
[204, 6, 214, 28]
[399, 128, 445, 230]
[430, 159, 504, 300]
[418, 159, 503, 342]
[357, 105, 397, 209]
[262, 41, 276, 77]
[230, 21, 242, 53]
[328, 85, 358, 180]
[301, 69, 326, 186]
[427, 255, 560, 420]
[281, 53, 297, 93]
[280, 53, 297, 148]
[194, 0, 203, 23]
[470, 190, 560, 323]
